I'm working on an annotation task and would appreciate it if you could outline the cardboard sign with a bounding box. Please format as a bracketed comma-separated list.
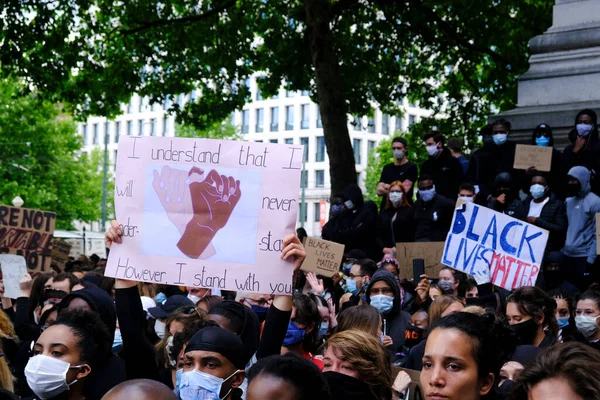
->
[0, 205, 56, 272]
[301, 237, 344, 277]
[51, 238, 73, 272]
[0, 255, 27, 299]
[105, 137, 302, 295]
[396, 242, 446, 279]
[513, 144, 552, 172]
[442, 202, 548, 290]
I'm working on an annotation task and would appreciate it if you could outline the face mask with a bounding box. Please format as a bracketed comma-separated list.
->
[497, 379, 515, 398]
[389, 192, 403, 206]
[404, 325, 425, 348]
[344, 200, 354, 210]
[483, 135, 494, 145]
[426, 144, 439, 157]
[370, 294, 394, 314]
[331, 204, 343, 216]
[557, 317, 570, 329]
[187, 294, 202, 304]
[493, 133, 508, 145]
[155, 292, 167, 304]
[575, 315, 600, 338]
[154, 319, 166, 339]
[577, 123, 593, 136]
[318, 322, 329, 339]
[112, 329, 123, 354]
[544, 269, 563, 286]
[511, 319, 539, 345]
[346, 278, 359, 295]
[166, 335, 177, 368]
[530, 184, 547, 200]
[419, 187, 436, 202]
[567, 183, 581, 197]
[535, 136, 550, 147]
[25, 355, 86, 400]
[283, 321, 306, 347]
[393, 149, 405, 160]
[458, 195, 474, 203]
[465, 297, 479, 306]
[174, 368, 183, 397]
[179, 368, 239, 400]
[437, 280, 455, 294]
[251, 305, 268, 323]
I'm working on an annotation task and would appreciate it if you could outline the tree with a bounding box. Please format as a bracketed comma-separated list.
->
[176, 120, 241, 140]
[0, 0, 553, 197]
[0, 79, 109, 229]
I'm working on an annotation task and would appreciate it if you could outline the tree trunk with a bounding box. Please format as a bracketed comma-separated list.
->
[303, 0, 357, 199]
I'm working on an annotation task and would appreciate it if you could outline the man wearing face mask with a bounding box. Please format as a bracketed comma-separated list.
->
[342, 259, 377, 309]
[564, 166, 600, 290]
[457, 182, 477, 203]
[377, 137, 418, 207]
[563, 109, 600, 195]
[420, 131, 463, 200]
[178, 326, 247, 400]
[488, 172, 527, 220]
[530, 124, 566, 199]
[413, 175, 454, 242]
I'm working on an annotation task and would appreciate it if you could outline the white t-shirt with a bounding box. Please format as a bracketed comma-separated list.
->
[528, 197, 550, 218]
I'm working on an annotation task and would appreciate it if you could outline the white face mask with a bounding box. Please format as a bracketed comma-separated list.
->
[155, 319, 166, 339]
[458, 195, 474, 203]
[575, 315, 599, 338]
[577, 123, 593, 136]
[344, 200, 354, 210]
[25, 355, 87, 400]
[179, 369, 239, 400]
[426, 144, 439, 157]
[187, 294, 202, 304]
[389, 192, 403, 206]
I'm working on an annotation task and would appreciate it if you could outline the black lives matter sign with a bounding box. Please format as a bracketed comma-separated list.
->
[0, 205, 56, 272]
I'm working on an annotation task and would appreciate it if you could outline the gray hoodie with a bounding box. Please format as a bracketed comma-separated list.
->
[564, 166, 600, 263]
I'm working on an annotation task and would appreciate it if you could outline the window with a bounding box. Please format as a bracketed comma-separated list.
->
[315, 170, 325, 188]
[299, 202, 307, 223]
[286, 106, 294, 130]
[408, 114, 416, 126]
[300, 137, 309, 162]
[151, 118, 157, 136]
[270, 107, 279, 132]
[314, 203, 321, 223]
[353, 138, 361, 164]
[255, 108, 264, 133]
[152, 101, 159, 112]
[256, 88, 263, 101]
[113, 150, 118, 171]
[301, 171, 308, 188]
[353, 116, 361, 131]
[163, 118, 168, 136]
[285, 138, 293, 144]
[356, 172, 361, 184]
[382, 114, 389, 135]
[255, 140, 263, 142]
[286, 90, 295, 98]
[317, 109, 322, 128]
[139, 120, 144, 136]
[82, 124, 88, 144]
[368, 140, 376, 155]
[138, 96, 144, 112]
[126, 100, 132, 114]
[93, 124, 99, 144]
[316, 136, 325, 162]
[368, 116, 375, 133]
[127, 121, 132, 135]
[270, 139, 278, 144]
[242, 110, 250, 134]
[301, 104, 310, 129]
[115, 122, 121, 143]
[395, 116, 403, 132]
[301, 90, 310, 96]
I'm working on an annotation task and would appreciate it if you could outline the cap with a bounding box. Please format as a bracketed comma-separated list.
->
[148, 295, 193, 319]
[534, 124, 552, 136]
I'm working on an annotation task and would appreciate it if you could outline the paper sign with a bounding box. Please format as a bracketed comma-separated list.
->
[0, 205, 56, 272]
[596, 214, 600, 255]
[396, 242, 446, 279]
[301, 237, 344, 277]
[513, 144, 552, 172]
[442, 202, 549, 290]
[105, 137, 302, 295]
[0, 255, 27, 299]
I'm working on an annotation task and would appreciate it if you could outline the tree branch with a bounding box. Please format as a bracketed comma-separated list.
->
[119, 0, 237, 35]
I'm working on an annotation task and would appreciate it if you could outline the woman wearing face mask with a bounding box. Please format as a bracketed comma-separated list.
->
[506, 286, 558, 348]
[530, 124, 566, 199]
[574, 284, 600, 351]
[548, 289, 584, 344]
[25, 309, 112, 400]
[376, 180, 415, 255]
[488, 172, 527, 220]
[563, 109, 600, 195]
[437, 267, 466, 297]
[280, 294, 323, 369]
[309, 294, 335, 344]
[522, 174, 567, 252]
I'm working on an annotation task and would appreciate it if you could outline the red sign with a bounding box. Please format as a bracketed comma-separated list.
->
[319, 201, 327, 230]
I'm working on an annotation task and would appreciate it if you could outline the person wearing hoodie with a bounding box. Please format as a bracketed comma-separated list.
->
[488, 172, 527, 220]
[529, 124, 566, 199]
[322, 184, 379, 260]
[413, 175, 455, 242]
[564, 166, 600, 290]
[365, 269, 411, 364]
[420, 131, 464, 200]
[563, 109, 600, 195]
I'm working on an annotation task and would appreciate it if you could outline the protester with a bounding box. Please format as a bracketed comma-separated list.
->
[420, 131, 464, 200]
[506, 287, 558, 347]
[323, 329, 393, 400]
[538, 252, 579, 297]
[335, 304, 381, 338]
[102, 379, 177, 400]
[458, 182, 477, 203]
[377, 137, 418, 206]
[574, 284, 600, 350]
[465, 278, 479, 300]
[437, 267, 467, 297]
[448, 137, 469, 175]
[510, 342, 600, 400]
[429, 283, 442, 301]
[529, 124, 565, 198]
[562, 109, 600, 195]
[413, 175, 455, 242]
[343, 259, 377, 308]
[488, 172, 526, 220]
[496, 345, 542, 397]
[46, 273, 78, 294]
[376, 180, 415, 254]
[197, 295, 224, 314]
[281, 295, 322, 369]
[547, 289, 583, 344]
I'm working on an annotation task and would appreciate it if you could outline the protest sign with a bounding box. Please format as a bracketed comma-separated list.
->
[441, 202, 548, 290]
[513, 144, 552, 172]
[105, 137, 302, 295]
[0, 255, 27, 299]
[301, 237, 344, 278]
[51, 238, 73, 271]
[0, 205, 56, 272]
[396, 242, 446, 279]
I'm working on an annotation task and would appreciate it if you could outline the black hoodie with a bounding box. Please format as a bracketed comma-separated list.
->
[366, 269, 410, 363]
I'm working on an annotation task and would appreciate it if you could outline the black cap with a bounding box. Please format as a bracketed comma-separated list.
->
[186, 326, 247, 369]
[534, 124, 552, 136]
[148, 295, 193, 319]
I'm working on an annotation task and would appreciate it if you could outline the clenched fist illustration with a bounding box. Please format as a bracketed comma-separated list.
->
[176, 169, 242, 258]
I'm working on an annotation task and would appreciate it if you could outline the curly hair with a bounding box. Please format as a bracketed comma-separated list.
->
[54, 309, 112, 366]
[507, 286, 558, 336]
[325, 329, 393, 400]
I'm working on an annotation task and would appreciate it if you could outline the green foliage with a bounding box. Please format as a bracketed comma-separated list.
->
[0, 79, 108, 229]
[176, 120, 241, 140]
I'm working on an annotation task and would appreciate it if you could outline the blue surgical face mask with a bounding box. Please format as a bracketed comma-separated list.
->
[419, 187, 436, 202]
[283, 321, 306, 347]
[331, 204, 343, 216]
[535, 136, 550, 147]
[493, 133, 508, 146]
[370, 294, 394, 314]
[251, 305, 268, 323]
[557, 317, 570, 329]
[318, 322, 329, 339]
[174, 368, 183, 397]
[530, 184, 547, 200]
[178, 368, 238, 400]
[112, 329, 123, 354]
[577, 123, 593, 136]
[346, 278, 359, 295]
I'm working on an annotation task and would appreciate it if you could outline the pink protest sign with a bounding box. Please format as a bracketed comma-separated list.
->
[105, 137, 302, 295]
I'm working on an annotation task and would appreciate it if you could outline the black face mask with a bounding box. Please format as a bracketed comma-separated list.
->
[567, 183, 581, 197]
[496, 379, 515, 398]
[323, 371, 378, 400]
[465, 297, 480, 306]
[511, 319, 540, 345]
[544, 269, 564, 286]
[404, 325, 425, 348]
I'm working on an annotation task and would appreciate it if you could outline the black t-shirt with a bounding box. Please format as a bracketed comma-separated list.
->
[379, 162, 419, 206]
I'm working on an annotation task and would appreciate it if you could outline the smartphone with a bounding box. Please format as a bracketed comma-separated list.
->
[383, 319, 387, 336]
[413, 258, 425, 280]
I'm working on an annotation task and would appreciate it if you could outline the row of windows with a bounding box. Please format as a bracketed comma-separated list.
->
[124, 94, 191, 115]
[82, 118, 171, 145]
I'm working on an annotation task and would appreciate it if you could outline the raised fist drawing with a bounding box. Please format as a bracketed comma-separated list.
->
[176, 169, 242, 259]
